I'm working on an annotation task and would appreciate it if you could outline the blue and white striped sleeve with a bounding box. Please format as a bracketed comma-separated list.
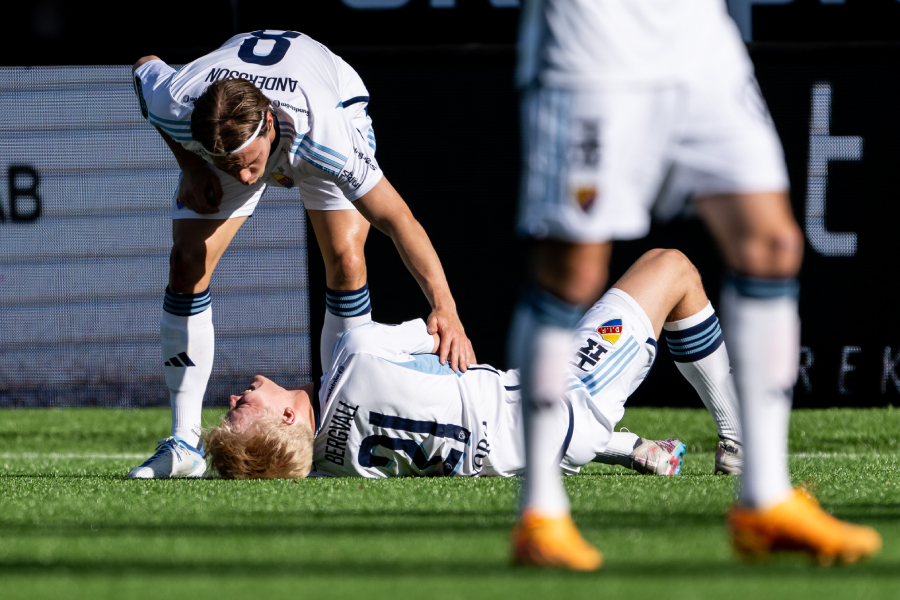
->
[132, 60, 194, 144]
[291, 110, 383, 202]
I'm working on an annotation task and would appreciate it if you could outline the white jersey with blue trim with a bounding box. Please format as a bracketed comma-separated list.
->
[517, 0, 750, 88]
[310, 321, 521, 479]
[132, 30, 381, 201]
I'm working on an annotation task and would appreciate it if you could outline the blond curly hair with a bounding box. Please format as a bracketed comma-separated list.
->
[205, 411, 315, 479]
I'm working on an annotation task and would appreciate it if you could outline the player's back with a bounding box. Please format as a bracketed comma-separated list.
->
[518, 0, 748, 88]
[163, 31, 348, 117]
[310, 322, 518, 478]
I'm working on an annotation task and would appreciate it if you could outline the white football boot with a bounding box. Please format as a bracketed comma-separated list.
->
[629, 438, 686, 475]
[714, 438, 743, 475]
[128, 437, 206, 479]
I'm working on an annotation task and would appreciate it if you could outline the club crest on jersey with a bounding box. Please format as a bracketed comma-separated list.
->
[273, 172, 294, 188]
[573, 186, 598, 212]
[597, 319, 623, 344]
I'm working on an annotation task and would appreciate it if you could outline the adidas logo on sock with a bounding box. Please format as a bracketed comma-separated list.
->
[164, 352, 196, 367]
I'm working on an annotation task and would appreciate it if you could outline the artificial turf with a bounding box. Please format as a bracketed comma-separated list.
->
[0, 407, 898, 599]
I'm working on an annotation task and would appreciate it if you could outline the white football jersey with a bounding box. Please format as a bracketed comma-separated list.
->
[517, 0, 750, 88]
[133, 30, 382, 201]
[310, 321, 524, 478]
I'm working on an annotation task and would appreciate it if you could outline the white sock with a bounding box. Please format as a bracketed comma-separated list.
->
[721, 275, 799, 509]
[322, 284, 373, 373]
[509, 288, 584, 517]
[593, 430, 640, 467]
[663, 302, 741, 443]
[161, 287, 214, 449]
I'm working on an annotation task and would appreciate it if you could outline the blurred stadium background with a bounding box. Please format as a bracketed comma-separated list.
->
[0, 0, 898, 409]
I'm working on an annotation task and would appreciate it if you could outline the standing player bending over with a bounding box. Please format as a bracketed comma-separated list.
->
[511, 0, 880, 568]
[127, 31, 474, 479]
[213, 251, 748, 488]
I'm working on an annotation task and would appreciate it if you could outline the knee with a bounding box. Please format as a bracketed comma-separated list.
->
[646, 247, 702, 285]
[734, 223, 804, 278]
[325, 249, 367, 289]
[168, 241, 208, 292]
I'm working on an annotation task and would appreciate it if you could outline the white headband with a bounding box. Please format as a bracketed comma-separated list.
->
[203, 111, 266, 157]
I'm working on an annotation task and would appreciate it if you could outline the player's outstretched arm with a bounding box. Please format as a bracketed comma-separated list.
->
[354, 177, 476, 372]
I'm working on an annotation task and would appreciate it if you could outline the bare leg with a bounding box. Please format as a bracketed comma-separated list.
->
[307, 209, 372, 372]
[696, 191, 803, 507]
[610, 248, 709, 338]
[169, 217, 247, 293]
[307, 209, 370, 290]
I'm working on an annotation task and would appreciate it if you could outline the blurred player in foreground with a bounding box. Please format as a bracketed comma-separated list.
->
[211, 250, 733, 490]
[128, 30, 474, 479]
[511, 0, 880, 569]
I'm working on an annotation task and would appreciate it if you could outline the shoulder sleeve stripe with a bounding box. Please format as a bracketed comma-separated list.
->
[292, 135, 347, 162]
[148, 120, 190, 133]
[291, 144, 344, 171]
[147, 111, 192, 126]
[297, 153, 339, 177]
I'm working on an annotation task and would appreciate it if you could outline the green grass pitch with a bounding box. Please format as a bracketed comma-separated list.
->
[1, 407, 898, 599]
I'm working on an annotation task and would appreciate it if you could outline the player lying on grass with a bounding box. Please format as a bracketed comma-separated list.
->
[205, 248, 740, 480]
[207, 248, 880, 567]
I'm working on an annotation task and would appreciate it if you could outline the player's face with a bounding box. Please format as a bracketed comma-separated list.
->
[226, 374, 284, 431]
[211, 112, 275, 186]
[213, 137, 270, 186]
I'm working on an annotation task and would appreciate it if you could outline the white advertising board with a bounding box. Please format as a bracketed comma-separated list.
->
[0, 66, 310, 406]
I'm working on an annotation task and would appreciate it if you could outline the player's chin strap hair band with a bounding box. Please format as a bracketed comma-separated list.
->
[203, 111, 266, 157]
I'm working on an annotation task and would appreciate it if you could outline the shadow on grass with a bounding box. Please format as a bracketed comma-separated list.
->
[2, 502, 897, 538]
[0, 558, 897, 579]
[0, 510, 724, 536]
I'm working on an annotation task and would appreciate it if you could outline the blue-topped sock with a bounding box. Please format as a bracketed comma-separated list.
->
[321, 283, 373, 373]
[161, 287, 214, 448]
[664, 302, 740, 443]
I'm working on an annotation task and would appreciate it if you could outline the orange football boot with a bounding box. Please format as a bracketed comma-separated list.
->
[728, 488, 882, 565]
[511, 510, 603, 571]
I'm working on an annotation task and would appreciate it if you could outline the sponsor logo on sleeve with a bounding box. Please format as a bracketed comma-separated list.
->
[340, 170, 362, 189]
[597, 319, 623, 344]
[352, 146, 379, 171]
[273, 99, 309, 115]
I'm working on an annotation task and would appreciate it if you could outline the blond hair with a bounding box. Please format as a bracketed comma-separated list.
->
[205, 410, 315, 479]
[191, 78, 272, 162]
